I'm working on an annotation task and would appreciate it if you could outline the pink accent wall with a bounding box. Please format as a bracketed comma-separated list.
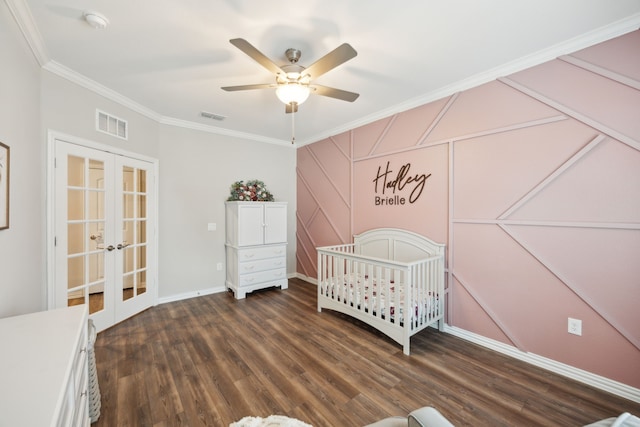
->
[296, 30, 640, 388]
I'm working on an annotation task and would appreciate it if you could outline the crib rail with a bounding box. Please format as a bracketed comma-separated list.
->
[317, 244, 444, 354]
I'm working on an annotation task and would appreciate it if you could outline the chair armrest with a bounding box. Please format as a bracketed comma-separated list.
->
[408, 407, 454, 427]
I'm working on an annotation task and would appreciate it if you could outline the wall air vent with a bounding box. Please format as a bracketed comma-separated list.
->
[96, 110, 128, 140]
[200, 111, 226, 121]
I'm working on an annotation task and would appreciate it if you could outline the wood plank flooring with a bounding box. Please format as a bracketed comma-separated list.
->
[93, 278, 640, 426]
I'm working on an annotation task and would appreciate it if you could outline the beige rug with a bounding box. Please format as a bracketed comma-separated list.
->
[230, 415, 312, 427]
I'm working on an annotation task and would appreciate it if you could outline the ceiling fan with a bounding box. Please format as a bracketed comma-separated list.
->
[222, 38, 359, 114]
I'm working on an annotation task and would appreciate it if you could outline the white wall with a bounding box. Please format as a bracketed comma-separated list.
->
[2, 4, 297, 316]
[40, 74, 297, 303]
[157, 125, 296, 299]
[40, 72, 297, 304]
[0, 2, 45, 317]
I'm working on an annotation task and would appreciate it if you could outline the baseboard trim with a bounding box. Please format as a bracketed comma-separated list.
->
[158, 286, 226, 305]
[295, 273, 317, 285]
[444, 325, 640, 403]
[157, 276, 301, 305]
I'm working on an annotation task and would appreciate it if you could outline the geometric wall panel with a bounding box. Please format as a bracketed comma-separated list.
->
[509, 58, 640, 143]
[504, 225, 640, 346]
[453, 119, 596, 220]
[297, 30, 640, 388]
[369, 98, 451, 156]
[570, 30, 640, 83]
[511, 137, 640, 223]
[424, 80, 561, 144]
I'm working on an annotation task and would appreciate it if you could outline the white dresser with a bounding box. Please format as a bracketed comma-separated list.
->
[0, 305, 89, 427]
[225, 201, 288, 299]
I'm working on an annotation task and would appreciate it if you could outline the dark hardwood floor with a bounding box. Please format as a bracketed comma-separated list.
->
[93, 278, 640, 426]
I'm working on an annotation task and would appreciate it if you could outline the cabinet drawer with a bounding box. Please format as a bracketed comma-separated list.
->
[237, 245, 286, 261]
[239, 257, 285, 275]
[239, 268, 287, 287]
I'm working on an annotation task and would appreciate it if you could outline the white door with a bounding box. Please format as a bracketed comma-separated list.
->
[52, 139, 156, 332]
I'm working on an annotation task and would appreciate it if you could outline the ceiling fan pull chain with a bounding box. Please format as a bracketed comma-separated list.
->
[291, 103, 296, 144]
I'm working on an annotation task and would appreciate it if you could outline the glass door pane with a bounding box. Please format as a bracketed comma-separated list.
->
[116, 157, 152, 323]
[65, 156, 107, 315]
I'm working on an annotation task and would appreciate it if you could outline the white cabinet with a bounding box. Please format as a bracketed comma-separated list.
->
[225, 201, 288, 299]
[0, 305, 89, 427]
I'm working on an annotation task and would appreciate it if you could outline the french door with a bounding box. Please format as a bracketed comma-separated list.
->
[51, 138, 157, 332]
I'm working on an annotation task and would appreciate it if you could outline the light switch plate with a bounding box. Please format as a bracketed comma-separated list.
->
[207, 223, 216, 231]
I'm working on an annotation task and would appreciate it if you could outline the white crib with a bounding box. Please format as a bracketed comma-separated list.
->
[317, 228, 445, 355]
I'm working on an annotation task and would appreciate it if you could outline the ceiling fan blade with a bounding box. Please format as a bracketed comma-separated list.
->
[229, 38, 284, 76]
[311, 85, 359, 102]
[303, 43, 357, 80]
[221, 83, 274, 92]
[285, 103, 299, 114]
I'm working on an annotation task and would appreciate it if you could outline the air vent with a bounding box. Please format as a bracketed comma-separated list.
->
[96, 110, 127, 140]
[200, 111, 226, 121]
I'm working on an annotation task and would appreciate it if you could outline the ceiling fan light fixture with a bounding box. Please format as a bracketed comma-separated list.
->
[276, 83, 310, 106]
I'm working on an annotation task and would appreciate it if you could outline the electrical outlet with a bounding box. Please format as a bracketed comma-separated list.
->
[568, 318, 582, 336]
[207, 223, 217, 231]
[216, 262, 223, 271]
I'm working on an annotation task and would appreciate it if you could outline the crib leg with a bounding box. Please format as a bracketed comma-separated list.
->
[403, 341, 410, 356]
[438, 318, 445, 332]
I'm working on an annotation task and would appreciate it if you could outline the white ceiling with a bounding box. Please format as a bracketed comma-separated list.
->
[12, 0, 640, 145]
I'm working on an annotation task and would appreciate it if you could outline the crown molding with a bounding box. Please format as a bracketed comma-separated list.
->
[44, 60, 294, 147]
[159, 117, 292, 147]
[43, 60, 163, 122]
[4, 0, 49, 65]
[8, 0, 640, 148]
[297, 12, 640, 146]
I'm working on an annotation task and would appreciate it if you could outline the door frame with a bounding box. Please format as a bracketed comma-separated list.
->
[46, 130, 159, 313]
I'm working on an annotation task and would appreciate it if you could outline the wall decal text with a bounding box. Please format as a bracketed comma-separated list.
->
[372, 161, 431, 205]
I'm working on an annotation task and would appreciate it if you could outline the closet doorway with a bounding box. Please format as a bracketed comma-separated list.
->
[49, 135, 158, 332]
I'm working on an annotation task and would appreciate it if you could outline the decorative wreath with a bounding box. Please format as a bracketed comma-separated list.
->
[227, 180, 275, 202]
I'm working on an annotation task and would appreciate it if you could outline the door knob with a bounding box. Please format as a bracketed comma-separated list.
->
[106, 245, 115, 251]
[117, 243, 130, 250]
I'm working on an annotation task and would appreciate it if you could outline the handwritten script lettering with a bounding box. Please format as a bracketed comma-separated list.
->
[372, 161, 431, 204]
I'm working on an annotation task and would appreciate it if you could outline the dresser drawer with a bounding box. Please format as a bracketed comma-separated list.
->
[239, 268, 287, 287]
[237, 245, 286, 262]
[239, 257, 286, 275]
[72, 385, 89, 427]
[73, 328, 88, 397]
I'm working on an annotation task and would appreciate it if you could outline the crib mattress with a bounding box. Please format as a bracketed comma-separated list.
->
[321, 274, 439, 323]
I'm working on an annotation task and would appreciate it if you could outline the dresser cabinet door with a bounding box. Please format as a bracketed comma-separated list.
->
[264, 204, 287, 244]
[236, 204, 266, 246]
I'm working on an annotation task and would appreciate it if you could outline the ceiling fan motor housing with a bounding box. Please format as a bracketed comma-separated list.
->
[285, 48, 302, 63]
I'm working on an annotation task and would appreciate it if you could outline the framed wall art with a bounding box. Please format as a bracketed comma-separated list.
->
[0, 142, 9, 230]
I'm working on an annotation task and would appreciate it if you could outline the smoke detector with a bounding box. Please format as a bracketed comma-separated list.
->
[83, 11, 109, 29]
